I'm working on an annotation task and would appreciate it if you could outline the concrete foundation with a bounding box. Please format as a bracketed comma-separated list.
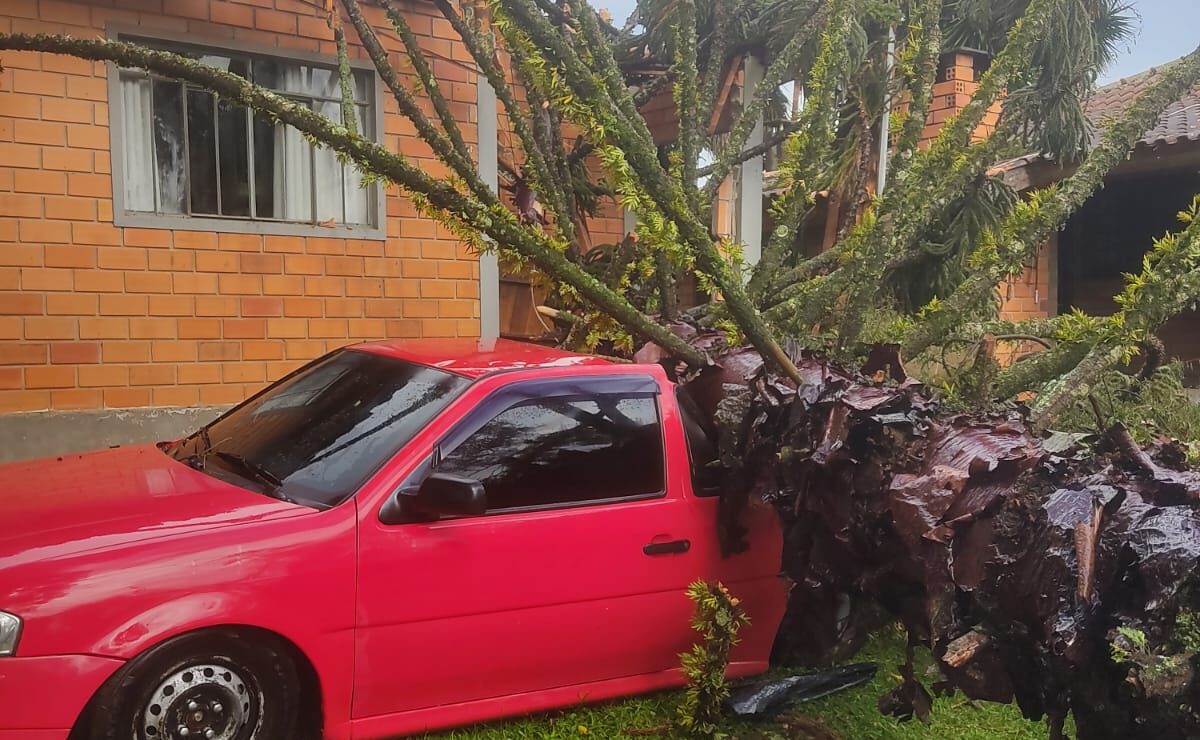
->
[0, 406, 229, 464]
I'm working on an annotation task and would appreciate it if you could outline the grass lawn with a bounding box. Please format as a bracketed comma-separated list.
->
[424, 628, 1053, 739]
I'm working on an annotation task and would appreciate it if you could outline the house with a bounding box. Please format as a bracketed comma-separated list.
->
[0, 0, 494, 461]
[995, 58, 1200, 374]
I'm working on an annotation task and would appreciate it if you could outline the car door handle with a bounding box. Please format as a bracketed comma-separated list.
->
[643, 539, 690, 556]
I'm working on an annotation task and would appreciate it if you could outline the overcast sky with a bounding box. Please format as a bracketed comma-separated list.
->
[598, 0, 1199, 85]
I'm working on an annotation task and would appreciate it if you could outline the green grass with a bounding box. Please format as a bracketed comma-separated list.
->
[423, 628, 1054, 739]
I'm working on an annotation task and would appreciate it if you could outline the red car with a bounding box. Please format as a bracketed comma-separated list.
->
[0, 339, 786, 740]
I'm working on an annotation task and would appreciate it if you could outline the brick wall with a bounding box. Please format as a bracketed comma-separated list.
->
[0, 0, 481, 415]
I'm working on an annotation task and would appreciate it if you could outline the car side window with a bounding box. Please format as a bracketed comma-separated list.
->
[436, 394, 665, 512]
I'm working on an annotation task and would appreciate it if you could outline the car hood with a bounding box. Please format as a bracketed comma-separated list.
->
[0, 444, 306, 564]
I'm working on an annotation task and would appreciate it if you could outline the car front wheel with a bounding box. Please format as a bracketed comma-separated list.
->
[86, 630, 300, 740]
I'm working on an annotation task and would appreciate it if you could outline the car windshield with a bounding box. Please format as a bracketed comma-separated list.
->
[166, 349, 470, 508]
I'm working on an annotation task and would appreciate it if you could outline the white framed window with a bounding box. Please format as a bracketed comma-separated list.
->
[110, 33, 383, 236]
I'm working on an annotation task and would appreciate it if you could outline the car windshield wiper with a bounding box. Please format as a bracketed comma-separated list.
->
[211, 450, 286, 493]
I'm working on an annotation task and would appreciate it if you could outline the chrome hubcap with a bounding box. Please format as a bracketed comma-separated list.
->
[141, 664, 252, 740]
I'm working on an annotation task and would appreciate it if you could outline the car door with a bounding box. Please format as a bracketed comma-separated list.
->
[352, 371, 710, 721]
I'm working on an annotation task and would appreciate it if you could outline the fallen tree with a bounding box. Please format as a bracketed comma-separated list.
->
[5, 0, 1200, 736]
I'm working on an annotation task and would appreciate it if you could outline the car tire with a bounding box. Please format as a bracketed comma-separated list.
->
[85, 629, 301, 740]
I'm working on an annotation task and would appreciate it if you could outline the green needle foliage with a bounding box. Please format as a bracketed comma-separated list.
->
[677, 581, 749, 738]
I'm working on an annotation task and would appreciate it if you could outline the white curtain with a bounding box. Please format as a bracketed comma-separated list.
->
[274, 66, 370, 225]
[121, 76, 155, 212]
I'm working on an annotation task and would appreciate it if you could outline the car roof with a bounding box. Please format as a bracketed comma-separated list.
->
[350, 338, 616, 379]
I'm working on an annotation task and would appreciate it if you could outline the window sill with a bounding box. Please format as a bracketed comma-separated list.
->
[114, 211, 387, 241]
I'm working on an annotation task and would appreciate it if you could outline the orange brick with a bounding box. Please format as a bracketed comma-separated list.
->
[103, 387, 152, 408]
[222, 319, 265, 339]
[195, 296, 239, 317]
[153, 385, 201, 407]
[346, 278, 384, 297]
[196, 251, 239, 273]
[25, 364, 76, 389]
[151, 341, 197, 363]
[384, 280, 420, 299]
[0, 367, 21, 390]
[21, 267, 75, 293]
[180, 362, 224, 383]
[420, 279, 456, 298]
[97, 247, 147, 270]
[365, 299, 404, 318]
[285, 340, 326, 359]
[243, 340, 284, 361]
[326, 298, 363, 318]
[79, 318, 129, 340]
[24, 317, 75, 340]
[439, 300, 475, 318]
[309, 319, 348, 338]
[50, 388, 105, 410]
[103, 341, 152, 363]
[264, 235, 305, 254]
[0, 390, 51, 413]
[75, 270, 125, 293]
[326, 256, 364, 277]
[364, 258, 403, 278]
[78, 364, 129, 388]
[14, 119, 66, 146]
[0, 194, 43, 218]
[178, 319, 221, 339]
[148, 295, 194, 317]
[68, 173, 112, 198]
[282, 297, 322, 318]
[0, 142, 40, 168]
[65, 123, 108, 149]
[0, 293, 43, 315]
[218, 274, 261, 295]
[0, 94, 40, 120]
[45, 245, 97, 269]
[304, 277, 344, 297]
[266, 360, 305, 379]
[124, 272, 172, 294]
[283, 255, 323, 275]
[223, 361, 266, 383]
[401, 299, 439, 318]
[200, 384, 246, 405]
[173, 273, 219, 294]
[44, 196, 97, 221]
[129, 318, 176, 339]
[99, 294, 147, 316]
[148, 251, 194, 271]
[173, 231, 219, 250]
[72, 223, 122, 246]
[240, 253, 282, 273]
[254, 8, 296, 33]
[211, 1, 253, 26]
[18, 218, 71, 244]
[0, 342, 48, 365]
[266, 318, 307, 338]
[216, 233, 262, 253]
[240, 297, 283, 317]
[49, 341, 101, 364]
[125, 229, 172, 248]
[421, 318, 457, 337]
[130, 364, 175, 386]
[262, 275, 304, 295]
[307, 237, 345, 255]
[41, 97, 94, 124]
[14, 169, 66, 194]
[348, 319, 385, 338]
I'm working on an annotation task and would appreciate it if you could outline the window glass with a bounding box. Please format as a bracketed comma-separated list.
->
[118, 38, 376, 228]
[437, 395, 665, 512]
[165, 350, 470, 508]
[676, 387, 724, 496]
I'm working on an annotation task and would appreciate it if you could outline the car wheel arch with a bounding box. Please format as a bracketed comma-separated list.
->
[71, 624, 323, 740]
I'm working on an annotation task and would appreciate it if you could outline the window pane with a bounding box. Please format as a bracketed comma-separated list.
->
[119, 75, 154, 212]
[354, 70, 371, 104]
[252, 112, 278, 219]
[186, 89, 218, 215]
[345, 105, 372, 225]
[252, 58, 281, 89]
[151, 80, 186, 214]
[217, 100, 251, 217]
[438, 396, 665, 511]
[313, 99, 343, 224]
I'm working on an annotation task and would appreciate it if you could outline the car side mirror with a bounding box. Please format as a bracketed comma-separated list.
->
[381, 472, 487, 524]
